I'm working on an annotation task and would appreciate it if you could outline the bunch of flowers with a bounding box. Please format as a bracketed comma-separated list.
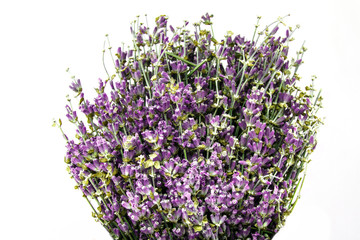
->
[55, 13, 323, 240]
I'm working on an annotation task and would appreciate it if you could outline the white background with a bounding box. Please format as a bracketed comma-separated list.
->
[0, 0, 359, 239]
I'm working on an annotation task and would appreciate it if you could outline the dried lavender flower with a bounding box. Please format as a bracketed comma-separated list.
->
[56, 13, 323, 240]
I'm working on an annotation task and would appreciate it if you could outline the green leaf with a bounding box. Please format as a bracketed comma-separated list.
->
[154, 161, 161, 169]
[144, 135, 158, 143]
[193, 225, 202, 232]
[192, 196, 199, 208]
[149, 152, 159, 160]
[59, 118, 62, 127]
[196, 144, 206, 150]
[144, 160, 154, 168]
[141, 195, 148, 203]
[211, 37, 218, 44]
[149, 191, 154, 200]
[121, 174, 129, 180]
[222, 114, 237, 119]
[82, 179, 89, 186]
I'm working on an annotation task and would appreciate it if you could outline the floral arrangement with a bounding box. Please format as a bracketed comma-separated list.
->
[55, 13, 323, 240]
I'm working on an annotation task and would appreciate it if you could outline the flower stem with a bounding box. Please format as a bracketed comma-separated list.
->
[165, 51, 197, 67]
[160, 212, 173, 240]
[187, 59, 208, 77]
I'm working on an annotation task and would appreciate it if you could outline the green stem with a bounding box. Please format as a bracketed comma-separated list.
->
[105, 35, 122, 82]
[165, 51, 197, 66]
[102, 41, 110, 79]
[251, 17, 262, 43]
[187, 59, 207, 77]
[138, 60, 152, 98]
[85, 194, 127, 240]
[251, 226, 275, 236]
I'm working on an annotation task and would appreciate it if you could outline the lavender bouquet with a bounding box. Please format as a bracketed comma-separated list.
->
[55, 13, 323, 240]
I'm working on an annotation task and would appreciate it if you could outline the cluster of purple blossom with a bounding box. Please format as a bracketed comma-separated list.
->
[57, 13, 323, 240]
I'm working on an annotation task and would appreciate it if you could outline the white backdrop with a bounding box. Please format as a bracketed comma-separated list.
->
[1, 0, 359, 239]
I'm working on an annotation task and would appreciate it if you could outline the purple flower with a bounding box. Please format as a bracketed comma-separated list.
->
[210, 213, 227, 227]
[201, 13, 213, 25]
[270, 25, 279, 35]
[69, 79, 82, 94]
